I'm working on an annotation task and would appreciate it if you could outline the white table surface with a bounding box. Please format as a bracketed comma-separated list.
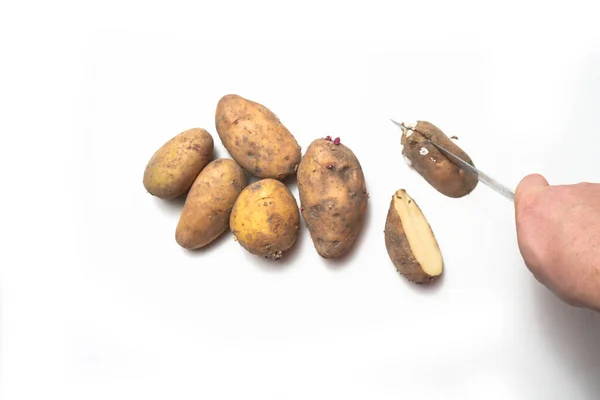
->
[3, 2, 600, 399]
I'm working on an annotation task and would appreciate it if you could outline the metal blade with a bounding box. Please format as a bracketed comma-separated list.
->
[389, 119, 515, 201]
[426, 140, 514, 201]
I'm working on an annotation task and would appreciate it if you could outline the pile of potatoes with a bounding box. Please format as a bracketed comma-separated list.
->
[143, 94, 368, 261]
[143, 94, 480, 285]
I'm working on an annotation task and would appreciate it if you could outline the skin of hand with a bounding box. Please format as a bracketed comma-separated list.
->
[514, 174, 600, 311]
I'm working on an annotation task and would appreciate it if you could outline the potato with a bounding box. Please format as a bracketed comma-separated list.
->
[143, 128, 214, 199]
[175, 159, 248, 249]
[384, 189, 443, 283]
[229, 178, 300, 260]
[215, 94, 301, 180]
[297, 137, 368, 258]
[400, 120, 477, 198]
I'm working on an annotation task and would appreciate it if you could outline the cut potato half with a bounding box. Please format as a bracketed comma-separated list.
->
[384, 189, 443, 283]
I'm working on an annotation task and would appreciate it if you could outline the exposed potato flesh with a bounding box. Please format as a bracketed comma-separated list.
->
[384, 189, 443, 283]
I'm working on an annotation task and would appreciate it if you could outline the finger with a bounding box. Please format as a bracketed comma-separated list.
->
[515, 173, 549, 203]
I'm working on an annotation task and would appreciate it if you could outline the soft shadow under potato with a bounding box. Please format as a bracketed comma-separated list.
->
[153, 193, 187, 217]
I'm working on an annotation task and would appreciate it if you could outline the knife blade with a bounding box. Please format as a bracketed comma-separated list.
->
[389, 119, 515, 201]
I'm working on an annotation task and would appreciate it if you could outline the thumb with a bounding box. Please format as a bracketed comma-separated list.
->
[515, 173, 549, 203]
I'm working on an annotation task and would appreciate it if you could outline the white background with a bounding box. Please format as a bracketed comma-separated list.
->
[2, 1, 600, 399]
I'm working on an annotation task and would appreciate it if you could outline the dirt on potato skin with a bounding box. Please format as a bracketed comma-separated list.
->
[297, 138, 368, 259]
[229, 179, 300, 260]
[384, 190, 440, 284]
[401, 121, 477, 198]
[215, 94, 302, 180]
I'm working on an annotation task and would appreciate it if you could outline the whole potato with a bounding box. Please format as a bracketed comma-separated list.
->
[297, 137, 368, 258]
[143, 128, 214, 199]
[384, 189, 443, 284]
[230, 178, 300, 260]
[175, 158, 248, 249]
[215, 94, 301, 180]
[400, 120, 477, 198]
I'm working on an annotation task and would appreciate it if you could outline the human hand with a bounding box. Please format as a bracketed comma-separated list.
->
[514, 174, 600, 311]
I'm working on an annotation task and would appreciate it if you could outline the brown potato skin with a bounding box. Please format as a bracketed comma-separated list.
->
[229, 179, 300, 260]
[297, 138, 368, 258]
[215, 94, 301, 180]
[384, 190, 440, 284]
[175, 159, 248, 249]
[401, 121, 477, 198]
[143, 128, 214, 199]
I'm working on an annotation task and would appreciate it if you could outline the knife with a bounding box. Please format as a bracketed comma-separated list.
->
[389, 119, 515, 201]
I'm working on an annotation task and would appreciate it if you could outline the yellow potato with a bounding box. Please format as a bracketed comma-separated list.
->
[384, 189, 443, 284]
[400, 121, 477, 198]
[143, 128, 214, 199]
[230, 178, 300, 260]
[297, 137, 368, 258]
[215, 94, 301, 180]
[175, 158, 248, 249]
